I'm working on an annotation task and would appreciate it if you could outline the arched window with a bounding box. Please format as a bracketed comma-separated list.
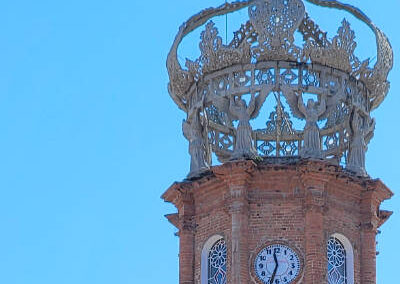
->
[327, 234, 354, 284]
[201, 235, 227, 284]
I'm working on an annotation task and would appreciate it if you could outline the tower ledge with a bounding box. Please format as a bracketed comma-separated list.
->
[163, 158, 393, 208]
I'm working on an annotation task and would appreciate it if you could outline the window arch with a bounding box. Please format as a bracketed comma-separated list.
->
[201, 235, 227, 284]
[327, 233, 354, 284]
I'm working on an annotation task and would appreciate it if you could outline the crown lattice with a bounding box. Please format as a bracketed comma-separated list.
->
[167, 0, 393, 178]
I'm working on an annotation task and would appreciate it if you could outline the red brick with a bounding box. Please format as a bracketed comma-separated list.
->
[162, 159, 393, 284]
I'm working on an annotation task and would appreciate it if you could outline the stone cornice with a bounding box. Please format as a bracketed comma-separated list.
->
[162, 159, 393, 222]
[212, 159, 257, 183]
[162, 159, 393, 200]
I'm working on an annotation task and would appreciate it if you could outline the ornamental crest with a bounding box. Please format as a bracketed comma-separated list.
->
[166, 0, 393, 178]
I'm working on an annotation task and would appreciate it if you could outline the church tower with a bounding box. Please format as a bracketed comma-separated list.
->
[162, 1, 393, 283]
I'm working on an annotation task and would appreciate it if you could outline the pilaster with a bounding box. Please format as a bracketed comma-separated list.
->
[301, 168, 329, 284]
[214, 160, 255, 284]
[359, 181, 391, 284]
[165, 184, 196, 284]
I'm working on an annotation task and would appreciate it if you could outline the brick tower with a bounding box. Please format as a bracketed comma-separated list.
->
[163, 1, 394, 283]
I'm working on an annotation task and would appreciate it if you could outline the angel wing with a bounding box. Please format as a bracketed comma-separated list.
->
[365, 118, 376, 144]
[206, 93, 236, 120]
[319, 89, 347, 119]
[250, 87, 272, 119]
[202, 112, 212, 166]
[206, 93, 229, 112]
[281, 86, 305, 119]
[182, 119, 192, 141]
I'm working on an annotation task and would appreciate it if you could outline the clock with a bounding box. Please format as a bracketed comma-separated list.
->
[254, 243, 301, 284]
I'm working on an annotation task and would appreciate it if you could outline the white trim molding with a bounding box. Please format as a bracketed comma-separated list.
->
[328, 233, 355, 284]
[201, 235, 225, 284]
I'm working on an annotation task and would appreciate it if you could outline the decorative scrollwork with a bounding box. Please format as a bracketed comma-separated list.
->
[324, 102, 350, 129]
[302, 68, 321, 87]
[323, 133, 339, 151]
[255, 68, 275, 85]
[249, 0, 305, 61]
[186, 21, 251, 78]
[166, 0, 392, 178]
[280, 141, 299, 156]
[257, 103, 294, 136]
[206, 105, 231, 126]
[303, 19, 359, 73]
[258, 141, 276, 156]
[298, 13, 328, 46]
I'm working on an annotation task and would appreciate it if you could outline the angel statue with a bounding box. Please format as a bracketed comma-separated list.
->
[207, 89, 270, 160]
[281, 87, 340, 159]
[182, 106, 210, 178]
[347, 111, 375, 176]
[229, 92, 268, 159]
[298, 94, 326, 158]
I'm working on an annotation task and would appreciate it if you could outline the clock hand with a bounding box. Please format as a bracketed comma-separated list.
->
[270, 252, 278, 284]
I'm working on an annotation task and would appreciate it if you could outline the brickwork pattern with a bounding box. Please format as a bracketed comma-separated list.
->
[162, 159, 392, 284]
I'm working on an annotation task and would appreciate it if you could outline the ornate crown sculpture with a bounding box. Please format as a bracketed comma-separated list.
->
[167, 0, 393, 178]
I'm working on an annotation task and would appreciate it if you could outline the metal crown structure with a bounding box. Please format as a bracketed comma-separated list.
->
[166, 0, 393, 178]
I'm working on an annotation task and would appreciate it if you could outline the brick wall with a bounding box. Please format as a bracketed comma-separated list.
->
[162, 159, 393, 284]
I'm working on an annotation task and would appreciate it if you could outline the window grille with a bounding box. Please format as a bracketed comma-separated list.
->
[327, 237, 347, 284]
[207, 239, 227, 284]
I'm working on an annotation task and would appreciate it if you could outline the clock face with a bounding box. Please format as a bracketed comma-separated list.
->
[254, 244, 301, 284]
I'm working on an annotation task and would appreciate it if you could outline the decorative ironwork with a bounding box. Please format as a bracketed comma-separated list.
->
[324, 102, 350, 129]
[218, 133, 234, 151]
[280, 68, 299, 85]
[166, 0, 393, 178]
[255, 68, 275, 85]
[258, 141, 276, 156]
[327, 237, 347, 284]
[233, 71, 251, 87]
[302, 68, 320, 87]
[280, 141, 298, 156]
[262, 104, 294, 136]
[323, 133, 339, 151]
[208, 239, 227, 284]
[206, 105, 231, 126]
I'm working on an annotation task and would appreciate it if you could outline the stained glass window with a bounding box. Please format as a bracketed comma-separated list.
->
[327, 237, 347, 284]
[207, 238, 227, 284]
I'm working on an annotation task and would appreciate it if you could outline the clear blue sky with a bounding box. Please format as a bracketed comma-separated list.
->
[0, 1, 398, 283]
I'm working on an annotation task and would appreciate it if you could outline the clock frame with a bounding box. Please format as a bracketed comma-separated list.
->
[250, 241, 304, 284]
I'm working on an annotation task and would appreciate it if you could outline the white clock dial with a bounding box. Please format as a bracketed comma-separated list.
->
[254, 244, 301, 284]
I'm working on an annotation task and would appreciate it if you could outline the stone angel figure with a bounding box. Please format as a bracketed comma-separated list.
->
[182, 105, 210, 178]
[282, 87, 344, 158]
[229, 93, 259, 159]
[347, 111, 375, 176]
[208, 90, 269, 159]
[297, 93, 326, 158]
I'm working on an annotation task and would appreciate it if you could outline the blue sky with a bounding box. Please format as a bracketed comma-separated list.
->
[0, 0, 398, 283]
